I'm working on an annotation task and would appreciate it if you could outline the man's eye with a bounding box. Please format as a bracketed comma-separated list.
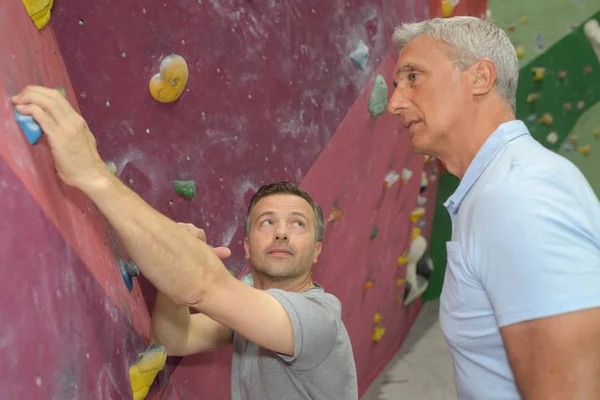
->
[260, 220, 273, 226]
[408, 72, 418, 81]
[292, 221, 305, 227]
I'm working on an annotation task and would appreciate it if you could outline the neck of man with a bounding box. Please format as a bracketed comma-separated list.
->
[252, 269, 315, 292]
[436, 98, 516, 179]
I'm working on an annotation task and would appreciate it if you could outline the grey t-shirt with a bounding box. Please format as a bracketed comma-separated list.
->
[230, 285, 358, 399]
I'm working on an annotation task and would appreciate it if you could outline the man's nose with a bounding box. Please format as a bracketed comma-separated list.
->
[387, 85, 409, 116]
[274, 222, 289, 242]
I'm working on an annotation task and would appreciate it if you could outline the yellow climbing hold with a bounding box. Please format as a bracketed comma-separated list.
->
[410, 207, 426, 223]
[579, 144, 590, 156]
[538, 113, 553, 126]
[515, 45, 525, 59]
[149, 54, 189, 103]
[129, 343, 167, 400]
[398, 253, 409, 265]
[412, 228, 421, 241]
[569, 134, 579, 145]
[372, 325, 386, 343]
[22, 0, 54, 30]
[527, 93, 539, 103]
[519, 15, 528, 24]
[532, 67, 545, 81]
[441, 0, 456, 18]
[373, 313, 382, 324]
[396, 278, 406, 286]
[593, 128, 600, 138]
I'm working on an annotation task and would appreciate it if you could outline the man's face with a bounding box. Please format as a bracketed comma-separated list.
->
[388, 35, 472, 155]
[244, 194, 322, 281]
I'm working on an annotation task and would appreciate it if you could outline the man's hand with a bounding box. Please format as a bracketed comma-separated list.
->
[177, 223, 231, 260]
[12, 86, 108, 189]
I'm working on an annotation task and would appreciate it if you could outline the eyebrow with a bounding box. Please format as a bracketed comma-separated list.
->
[395, 62, 425, 76]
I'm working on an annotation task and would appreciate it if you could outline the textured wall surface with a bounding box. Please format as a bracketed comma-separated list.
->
[1, 0, 487, 398]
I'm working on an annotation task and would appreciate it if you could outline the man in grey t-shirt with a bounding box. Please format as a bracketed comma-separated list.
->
[152, 182, 358, 400]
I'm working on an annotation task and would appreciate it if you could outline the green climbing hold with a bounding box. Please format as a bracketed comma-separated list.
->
[370, 226, 379, 239]
[368, 74, 388, 118]
[173, 180, 196, 200]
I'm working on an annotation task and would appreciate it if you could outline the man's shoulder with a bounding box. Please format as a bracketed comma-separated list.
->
[267, 285, 343, 316]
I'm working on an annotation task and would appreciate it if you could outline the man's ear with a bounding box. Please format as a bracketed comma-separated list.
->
[244, 237, 250, 260]
[471, 58, 497, 96]
[313, 242, 323, 263]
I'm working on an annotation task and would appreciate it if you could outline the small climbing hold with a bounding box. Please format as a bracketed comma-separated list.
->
[569, 134, 579, 145]
[563, 142, 573, 152]
[417, 195, 427, 206]
[412, 228, 421, 241]
[396, 278, 406, 286]
[418, 220, 426, 230]
[373, 312, 382, 324]
[349, 40, 369, 70]
[507, 23, 515, 32]
[173, 180, 196, 200]
[328, 207, 343, 222]
[419, 171, 428, 193]
[441, 0, 457, 18]
[119, 259, 139, 291]
[129, 343, 168, 400]
[519, 14, 527, 24]
[364, 280, 375, 290]
[532, 67, 545, 81]
[105, 161, 117, 175]
[410, 207, 426, 223]
[584, 65, 592, 74]
[370, 226, 379, 239]
[368, 74, 388, 118]
[564, 103, 572, 111]
[538, 113, 553, 126]
[398, 253, 409, 265]
[559, 70, 567, 79]
[526, 93, 539, 103]
[424, 155, 430, 163]
[383, 170, 400, 188]
[546, 132, 558, 144]
[14, 107, 42, 144]
[593, 128, 600, 138]
[372, 325, 385, 343]
[515, 45, 525, 59]
[578, 144, 590, 156]
[536, 34, 544, 49]
[22, 0, 54, 30]
[55, 87, 66, 97]
[577, 101, 585, 110]
[400, 168, 413, 183]
[149, 54, 189, 103]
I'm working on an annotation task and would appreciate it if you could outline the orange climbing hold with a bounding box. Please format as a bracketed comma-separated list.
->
[328, 207, 343, 222]
[527, 93, 539, 103]
[579, 144, 590, 156]
[149, 54, 189, 103]
[364, 279, 375, 290]
[538, 113, 553, 126]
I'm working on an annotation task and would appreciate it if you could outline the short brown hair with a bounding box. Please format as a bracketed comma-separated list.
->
[245, 182, 324, 242]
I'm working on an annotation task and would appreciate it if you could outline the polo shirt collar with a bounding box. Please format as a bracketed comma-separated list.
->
[444, 120, 530, 213]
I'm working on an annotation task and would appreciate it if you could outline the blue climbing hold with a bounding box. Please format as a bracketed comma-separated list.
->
[418, 220, 426, 229]
[119, 259, 135, 291]
[349, 40, 369, 70]
[14, 107, 42, 144]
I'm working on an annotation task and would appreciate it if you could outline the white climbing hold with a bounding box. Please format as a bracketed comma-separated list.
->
[349, 40, 369, 70]
[584, 19, 600, 64]
[547, 132, 558, 144]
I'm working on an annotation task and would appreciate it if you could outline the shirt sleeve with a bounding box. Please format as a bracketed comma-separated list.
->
[472, 176, 600, 328]
[266, 289, 338, 370]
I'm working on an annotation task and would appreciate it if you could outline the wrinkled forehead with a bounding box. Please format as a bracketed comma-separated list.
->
[251, 194, 313, 221]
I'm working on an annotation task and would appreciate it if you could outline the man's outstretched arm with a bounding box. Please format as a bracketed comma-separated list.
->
[12, 86, 296, 356]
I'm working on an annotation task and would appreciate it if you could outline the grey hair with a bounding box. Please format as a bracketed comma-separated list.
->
[392, 16, 519, 113]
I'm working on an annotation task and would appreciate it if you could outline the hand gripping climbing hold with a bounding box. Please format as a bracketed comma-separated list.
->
[14, 107, 42, 144]
[120, 259, 139, 292]
[129, 343, 168, 400]
[149, 54, 189, 103]
[349, 40, 369, 70]
[22, 0, 54, 30]
[368, 75, 388, 118]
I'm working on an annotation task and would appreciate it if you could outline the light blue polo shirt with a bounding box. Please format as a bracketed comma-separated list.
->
[439, 120, 600, 399]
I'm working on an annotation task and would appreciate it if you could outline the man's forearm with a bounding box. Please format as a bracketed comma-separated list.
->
[151, 291, 192, 354]
[81, 173, 225, 305]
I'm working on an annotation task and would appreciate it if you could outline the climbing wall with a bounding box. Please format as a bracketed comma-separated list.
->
[424, 0, 600, 302]
[2, 0, 482, 399]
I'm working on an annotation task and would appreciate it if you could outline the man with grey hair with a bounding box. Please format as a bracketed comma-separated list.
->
[388, 16, 600, 399]
[11, 85, 358, 398]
